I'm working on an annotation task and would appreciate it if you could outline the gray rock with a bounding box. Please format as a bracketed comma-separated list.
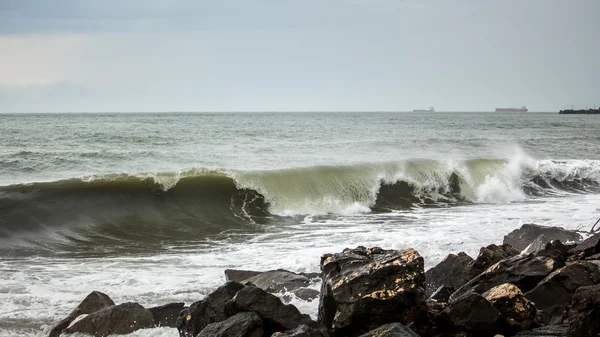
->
[568, 232, 600, 261]
[149, 302, 185, 328]
[440, 292, 500, 335]
[64, 302, 154, 337]
[357, 323, 420, 337]
[225, 269, 263, 282]
[503, 224, 582, 252]
[49, 291, 115, 337]
[271, 324, 330, 337]
[464, 244, 520, 281]
[197, 312, 263, 337]
[513, 324, 568, 336]
[425, 252, 472, 297]
[567, 284, 600, 337]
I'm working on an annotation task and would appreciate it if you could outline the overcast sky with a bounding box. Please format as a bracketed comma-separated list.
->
[0, 0, 598, 112]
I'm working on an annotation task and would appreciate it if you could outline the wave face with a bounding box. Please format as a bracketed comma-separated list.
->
[1, 157, 599, 249]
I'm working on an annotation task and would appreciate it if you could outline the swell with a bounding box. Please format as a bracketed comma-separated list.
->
[1, 158, 599, 250]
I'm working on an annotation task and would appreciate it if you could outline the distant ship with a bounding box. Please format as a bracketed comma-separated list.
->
[495, 106, 528, 112]
[413, 106, 435, 112]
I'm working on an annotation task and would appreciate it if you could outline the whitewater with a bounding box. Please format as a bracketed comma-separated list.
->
[0, 112, 599, 336]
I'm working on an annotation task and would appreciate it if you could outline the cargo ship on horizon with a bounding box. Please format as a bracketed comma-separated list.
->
[413, 106, 435, 112]
[495, 106, 528, 112]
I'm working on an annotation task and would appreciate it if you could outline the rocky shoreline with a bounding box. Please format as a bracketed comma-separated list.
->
[49, 223, 600, 337]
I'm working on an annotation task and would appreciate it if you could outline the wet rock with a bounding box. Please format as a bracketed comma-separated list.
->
[244, 269, 313, 293]
[271, 324, 330, 337]
[503, 224, 583, 252]
[531, 240, 569, 267]
[225, 285, 324, 336]
[513, 324, 568, 336]
[567, 284, 600, 337]
[451, 254, 559, 302]
[225, 269, 263, 282]
[282, 288, 321, 303]
[524, 261, 600, 311]
[428, 285, 454, 303]
[318, 246, 427, 336]
[464, 244, 520, 281]
[149, 302, 185, 328]
[197, 312, 263, 337]
[536, 305, 567, 326]
[357, 323, 420, 337]
[49, 291, 115, 337]
[440, 292, 500, 335]
[483, 283, 537, 333]
[584, 252, 600, 260]
[64, 302, 154, 337]
[425, 252, 473, 297]
[177, 281, 245, 337]
[568, 232, 600, 261]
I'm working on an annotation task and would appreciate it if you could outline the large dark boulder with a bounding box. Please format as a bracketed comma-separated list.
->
[225, 285, 324, 336]
[317, 246, 427, 337]
[440, 292, 500, 335]
[525, 261, 600, 310]
[567, 284, 600, 337]
[225, 269, 263, 282]
[428, 285, 454, 303]
[271, 324, 330, 337]
[64, 302, 154, 336]
[225, 269, 320, 302]
[149, 302, 185, 328]
[357, 323, 420, 337]
[177, 281, 246, 337]
[504, 224, 583, 252]
[49, 291, 115, 337]
[514, 324, 568, 336]
[568, 232, 600, 261]
[531, 240, 570, 267]
[464, 244, 520, 281]
[197, 312, 263, 337]
[483, 283, 537, 333]
[450, 254, 559, 302]
[424, 252, 473, 297]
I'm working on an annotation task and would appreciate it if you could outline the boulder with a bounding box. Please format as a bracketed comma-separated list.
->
[225, 285, 324, 336]
[450, 254, 559, 302]
[536, 305, 567, 326]
[424, 252, 473, 297]
[64, 302, 154, 337]
[49, 291, 115, 337]
[357, 323, 420, 337]
[483, 283, 537, 333]
[271, 324, 330, 337]
[225, 269, 263, 282]
[177, 281, 245, 337]
[503, 224, 583, 252]
[197, 312, 263, 337]
[531, 240, 569, 267]
[149, 302, 185, 328]
[568, 232, 600, 261]
[513, 324, 568, 336]
[245, 269, 313, 293]
[428, 285, 454, 303]
[464, 244, 520, 281]
[567, 284, 600, 337]
[440, 292, 500, 335]
[525, 261, 600, 310]
[318, 246, 427, 336]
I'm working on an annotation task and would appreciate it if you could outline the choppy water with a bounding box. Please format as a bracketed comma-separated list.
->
[1, 112, 599, 336]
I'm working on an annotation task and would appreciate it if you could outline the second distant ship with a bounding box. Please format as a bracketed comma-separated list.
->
[495, 106, 528, 112]
[414, 106, 435, 112]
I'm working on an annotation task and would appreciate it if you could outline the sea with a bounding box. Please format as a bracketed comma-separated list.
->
[1, 112, 599, 336]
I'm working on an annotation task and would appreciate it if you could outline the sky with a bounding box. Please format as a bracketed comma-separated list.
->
[0, 0, 598, 112]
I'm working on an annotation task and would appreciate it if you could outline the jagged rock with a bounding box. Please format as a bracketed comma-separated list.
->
[428, 285, 454, 303]
[464, 244, 520, 281]
[568, 232, 600, 261]
[357, 323, 420, 337]
[49, 291, 115, 337]
[584, 252, 600, 260]
[425, 252, 473, 297]
[177, 281, 246, 337]
[197, 312, 263, 337]
[503, 224, 583, 252]
[225, 269, 263, 282]
[524, 261, 600, 310]
[522, 235, 549, 255]
[225, 285, 324, 336]
[536, 305, 567, 326]
[440, 292, 500, 335]
[271, 324, 330, 337]
[64, 302, 154, 337]
[245, 269, 313, 293]
[318, 246, 427, 337]
[483, 283, 537, 333]
[531, 240, 569, 267]
[149, 302, 185, 328]
[513, 324, 568, 336]
[567, 284, 600, 337]
[450, 254, 559, 302]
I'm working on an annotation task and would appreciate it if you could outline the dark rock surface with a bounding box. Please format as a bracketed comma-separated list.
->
[514, 324, 569, 336]
[503, 224, 583, 252]
[525, 261, 600, 310]
[424, 252, 472, 297]
[49, 291, 115, 337]
[318, 246, 427, 336]
[244, 269, 313, 293]
[531, 240, 570, 267]
[464, 244, 520, 281]
[225, 269, 263, 282]
[536, 305, 567, 326]
[64, 302, 154, 337]
[568, 232, 600, 261]
[440, 292, 500, 335]
[567, 284, 600, 337]
[271, 324, 330, 337]
[428, 285, 454, 303]
[197, 312, 263, 337]
[357, 323, 420, 337]
[450, 254, 559, 301]
[483, 283, 537, 333]
[149, 302, 185, 328]
[177, 281, 246, 337]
